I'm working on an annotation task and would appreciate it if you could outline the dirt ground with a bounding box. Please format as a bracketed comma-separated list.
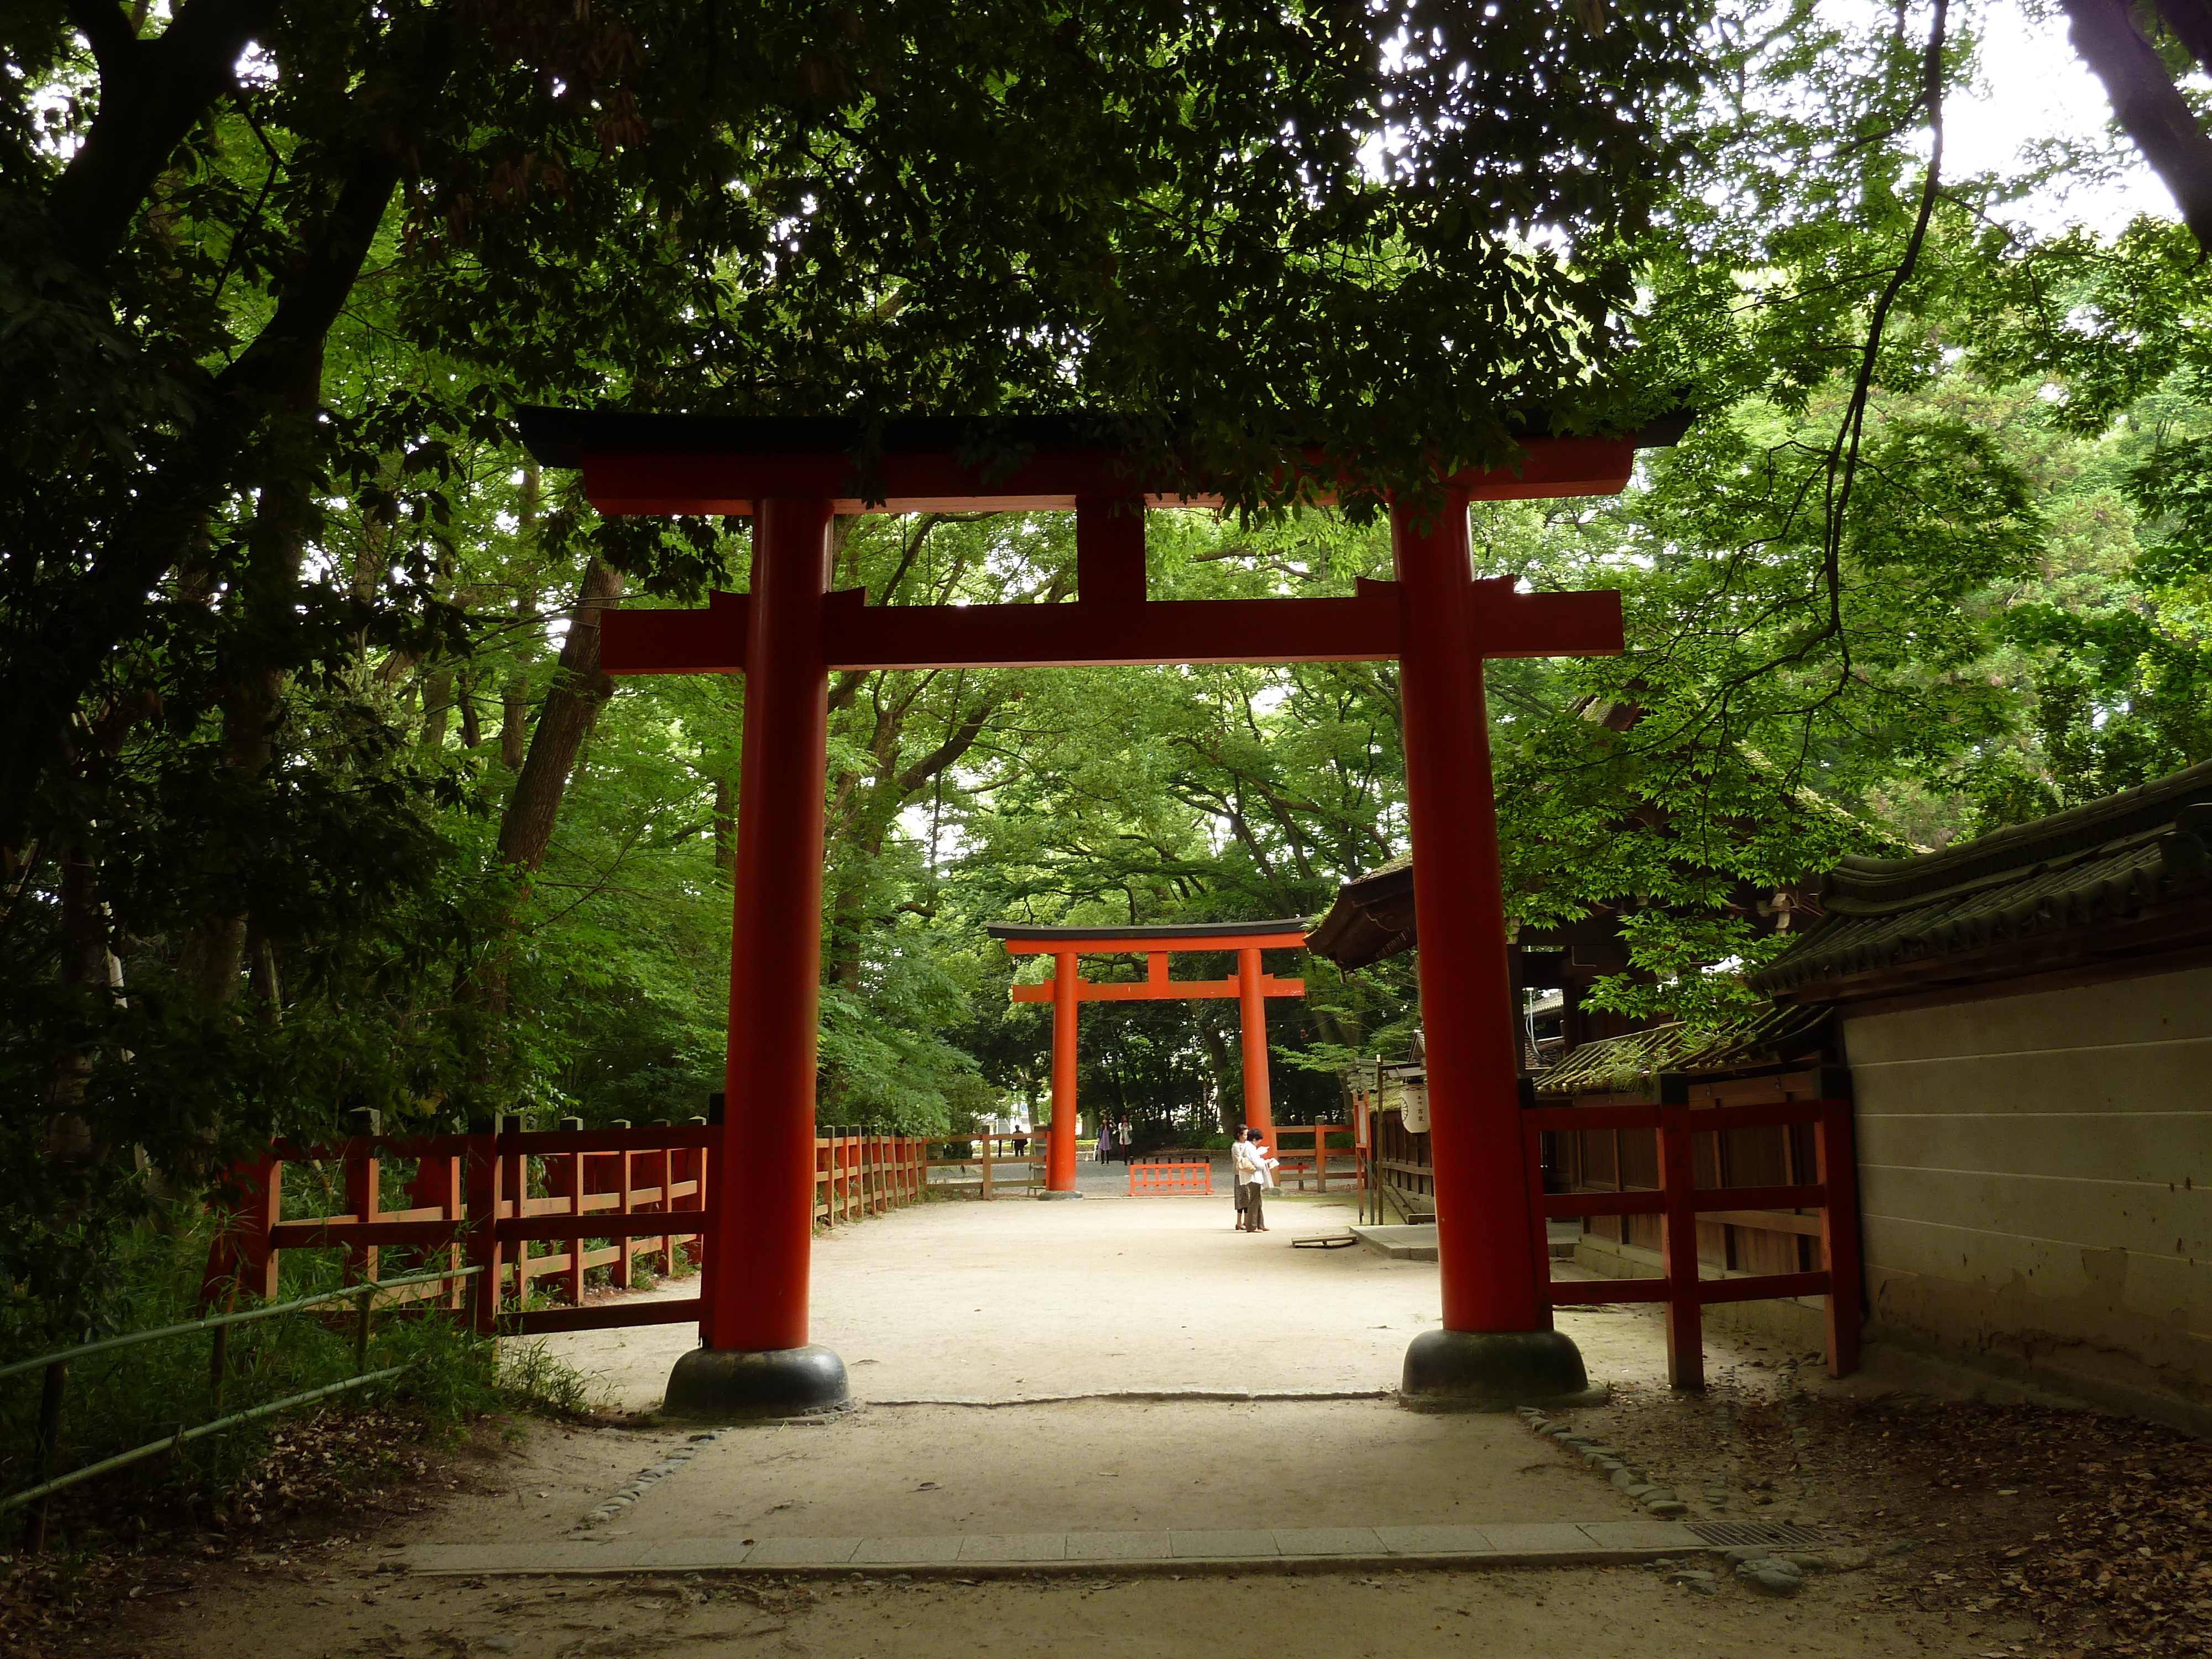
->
[541, 1189, 1686, 1409]
[409, 1397, 1627, 1543]
[10, 1194, 2207, 1659]
[74, 1554, 1985, 1659]
[43, 1375, 2201, 1659]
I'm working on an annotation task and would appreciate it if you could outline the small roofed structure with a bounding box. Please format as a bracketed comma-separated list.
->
[1747, 760, 2212, 1434]
[1307, 849, 1811, 1060]
[1750, 759, 2212, 1006]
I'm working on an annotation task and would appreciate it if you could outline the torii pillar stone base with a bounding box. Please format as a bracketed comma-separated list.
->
[1399, 1329, 1607, 1413]
[665, 1344, 849, 1422]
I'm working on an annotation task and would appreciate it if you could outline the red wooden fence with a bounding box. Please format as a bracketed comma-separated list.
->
[1128, 1161, 1214, 1196]
[202, 1120, 960, 1337]
[200, 1123, 715, 1337]
[1520, 1094, 1861, 1386]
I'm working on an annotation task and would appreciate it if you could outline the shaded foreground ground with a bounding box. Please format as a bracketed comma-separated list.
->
[14, 1190, 2207, 1657]
[82, 1555, 1969, 1659]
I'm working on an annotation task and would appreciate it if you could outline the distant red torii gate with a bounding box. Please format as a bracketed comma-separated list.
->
[514, 405, 1676, 1420]
[987, 919, 1311, 1190]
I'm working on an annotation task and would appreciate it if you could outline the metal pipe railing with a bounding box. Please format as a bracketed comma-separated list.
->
[0, 1266, 477, 1384]
[0, 1364, 415, 1514]
[4, 1264, 483, 1551]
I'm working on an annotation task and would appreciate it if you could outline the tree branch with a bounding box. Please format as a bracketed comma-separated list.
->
[48, 0, 281, 274]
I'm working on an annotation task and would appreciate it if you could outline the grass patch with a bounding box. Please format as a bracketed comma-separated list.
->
[0, 1211, 596, 1554]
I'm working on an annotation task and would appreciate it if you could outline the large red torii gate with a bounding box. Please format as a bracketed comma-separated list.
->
[515, 406, 1677, 1420]
[987, 919, 1311, 1190]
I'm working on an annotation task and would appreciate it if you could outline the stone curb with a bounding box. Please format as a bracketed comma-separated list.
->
[864, 1389, 1397, 1408]
[395, 1520, 1704, 1579]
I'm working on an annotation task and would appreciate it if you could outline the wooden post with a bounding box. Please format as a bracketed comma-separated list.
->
[1235, 946, 1275, 1142]
[692, 1138, 710, 1265]
[1390, 500, 1554, 1339]
[343, 1114, 380, 1290]
[409, 1146, 463, 1308]
[1657, 1075, 1704, 1390]
[1047, 952, 1079, 1191]
[549, 1133, 584, 1310]
[1817, 1086, 1864, 1378]
[612, 1125, 635, 1288]
[465, 1121, 500, 1335]
[696, 495, 834, 1357]
[655, 1136, 673, 1274]
[200, 1149, 283, 1307]
[1522, 1105, 1553, 1306]
[498, 1112, 526, 1308]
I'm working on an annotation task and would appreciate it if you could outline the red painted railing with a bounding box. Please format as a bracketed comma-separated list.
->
[1520, 1095, 1862, 1386]
[202, 1121, 954, 1338]
[1129, 1161, 1214, 1196]
[200, 1123, 713, 1338]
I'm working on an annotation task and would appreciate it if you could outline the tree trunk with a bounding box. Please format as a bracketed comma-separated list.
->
[48, 843, 109, 1130]
[458, 669, 482, 749]
[420, 664, 454, 750]
[2064, 0, 2212, 251]
[175, 349, 324, 1004]
[496, 559, 625, 872]
[712, 773, 735, 872]
[499, 673, 530, 768]
[1196, 1016, 1240, 1138]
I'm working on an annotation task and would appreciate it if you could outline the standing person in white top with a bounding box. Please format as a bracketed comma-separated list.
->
[1231, 1126, 1274, 1232]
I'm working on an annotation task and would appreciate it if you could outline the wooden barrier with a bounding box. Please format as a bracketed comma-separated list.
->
[201, 1121, 714, 1337]
[1129, 1161, 1214, 1196]
[918, 1132, 1044, 1199]
[203, 1121, 1055, 1341]
[815, 1128, 934, 1223]
[1262, 1123, 1353, 1192]
[1519, 1095, 1861, 1386]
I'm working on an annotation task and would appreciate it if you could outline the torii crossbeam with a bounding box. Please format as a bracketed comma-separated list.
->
[515, 406, 1673, 1421]
[987, 920, 1311, 1190]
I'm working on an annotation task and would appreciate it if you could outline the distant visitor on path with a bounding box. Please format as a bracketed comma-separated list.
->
[1095, 1120, 1114, 1163]
[1118, 1116, 1133, 1161]
[1232, 1126, 1275, 1232]
[1012, 1123, 1029, 1157]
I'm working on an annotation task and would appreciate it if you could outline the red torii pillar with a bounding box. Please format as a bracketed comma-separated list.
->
[988, 922, 1310, 1189]
[515, 405, 1670, 1418]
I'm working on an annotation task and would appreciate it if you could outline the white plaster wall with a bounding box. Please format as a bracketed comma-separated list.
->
[1841, 962, 2212, 1426]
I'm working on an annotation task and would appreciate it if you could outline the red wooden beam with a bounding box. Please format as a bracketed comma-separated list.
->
[514, 1298, 705, 1334]
[998, 931, 1310, 956]
[1009, 974, 1305, 1003]
[601, 576, 1624, 678]
[575, 436, 1640, 518]
[1699, 1270, 1832, 1306]
[1541, 1182, 1825, 1219]
[1546, 1279, 1670, 1304]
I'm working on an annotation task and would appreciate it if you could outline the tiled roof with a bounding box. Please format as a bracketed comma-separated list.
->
[1533, 1004, 1832, 1094]
[1747, 760, 2212, 999]
[1304, 853, 1413, 968]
